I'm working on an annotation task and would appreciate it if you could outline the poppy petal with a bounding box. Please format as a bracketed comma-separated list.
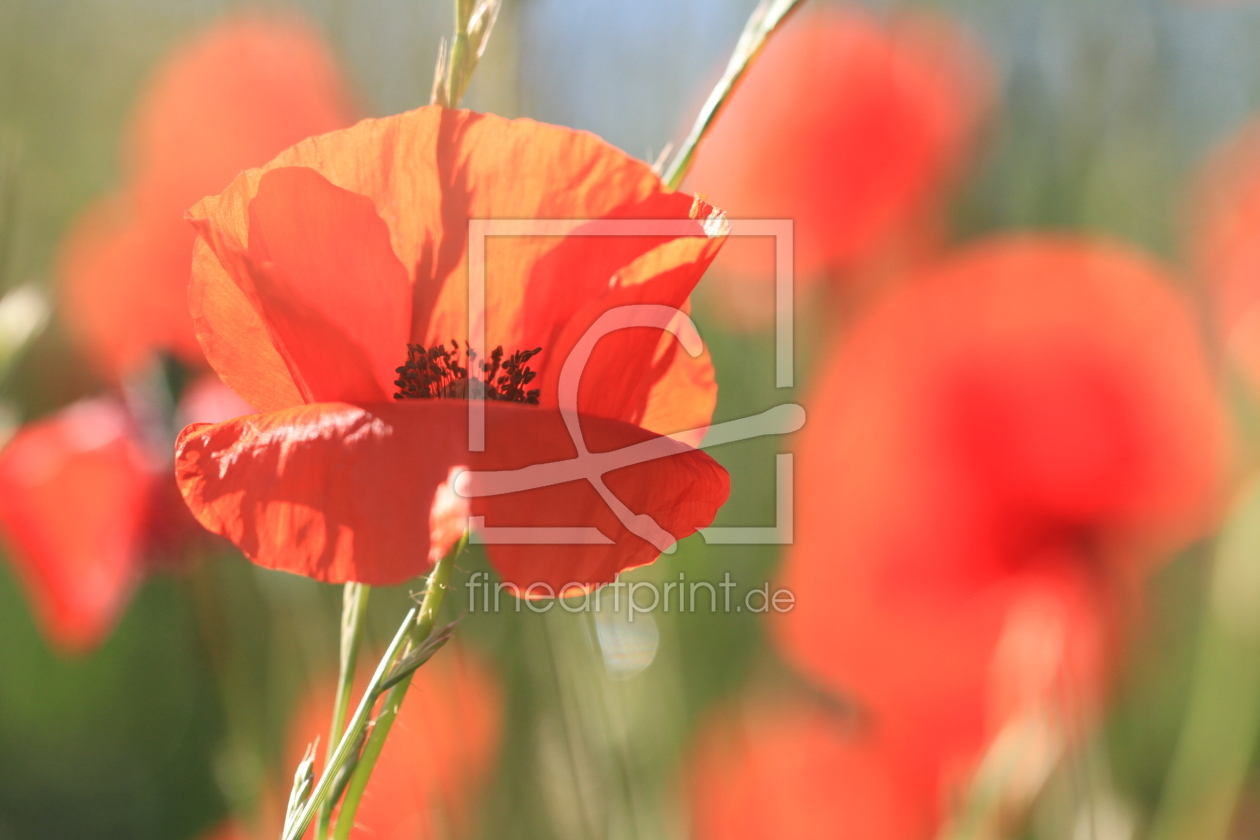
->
[639, 337, 717, 447]
[0, 400, 151, 652]
[188, 106, 721, 422]
[175, 401, 729, 588]
[539, 237, 723, 436]
[239, 166, 412, 403]
[190, 237, 304, 412]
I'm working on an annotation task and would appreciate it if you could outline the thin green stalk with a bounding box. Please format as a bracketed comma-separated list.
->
[315, 582, 371, 840]
[331, 538, 463, 840]
[662, 0, 809, 191]
[1147, 478, 1260, 840]
[282, 606, 418, 840]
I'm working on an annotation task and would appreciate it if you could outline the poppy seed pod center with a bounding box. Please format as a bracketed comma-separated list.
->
[393, 340, 542, 403]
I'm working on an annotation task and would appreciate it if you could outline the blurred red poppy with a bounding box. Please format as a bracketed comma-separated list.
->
[686, 5, 990, 322]
[290, 649, 501, 840]
[59, 14, 352, 383]
[0, 379, 248, 652]
[773, 237, 1227, 803]
[0, 15, 349, 652]
[688, 696, 930, 840]
[1190, 115, 1260, 393]
[177, 106, 730, 592]
[0, 400, 148, 651]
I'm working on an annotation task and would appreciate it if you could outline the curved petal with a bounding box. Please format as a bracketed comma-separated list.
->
[190, 237, 303, 412]
[538, 239, 723, 436]
[639, 336, 717, 447]
[240, 167, 411, 403]
[175, 400, 729, 588]
[0, 400, 150, 652]
[188, 106, 723, 425]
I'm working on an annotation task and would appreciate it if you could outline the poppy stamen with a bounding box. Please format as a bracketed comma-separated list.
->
[393, 341, 542, 404]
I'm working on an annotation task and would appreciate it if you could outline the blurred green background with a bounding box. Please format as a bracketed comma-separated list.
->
[5, 0, 1260, 838]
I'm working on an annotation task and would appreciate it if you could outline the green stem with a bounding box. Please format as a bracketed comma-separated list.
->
[446, 0, 472, 107]
[282, 606, 417, 840]
[331, 539, 463, 840]
[315, 582, 371, 840]
[662, 0, 809, 191]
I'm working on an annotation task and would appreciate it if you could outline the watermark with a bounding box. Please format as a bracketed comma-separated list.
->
[455, 217, 802, 548]
[465, 571, 796, 618]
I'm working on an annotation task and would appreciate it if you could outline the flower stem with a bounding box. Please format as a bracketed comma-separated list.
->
[662, 0, 808, 191]
[281, 605, 418, 840]
[330, 537, 464, 840]
[314, 582, 371, 840]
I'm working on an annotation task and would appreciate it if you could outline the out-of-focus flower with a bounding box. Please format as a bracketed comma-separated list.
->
[0, 380, 249, 652]
[773, 237, 1227, 804]
[686, 4, 990, 323]
[59, 15, 352, 382]
[0, 15, 350, 653]
[290, 649, 501, 840]
[0, 400, 150, 651]
[1189, 115, 1260, 396]
[687, 696, 930, 840]
[176, 106, 730, 593]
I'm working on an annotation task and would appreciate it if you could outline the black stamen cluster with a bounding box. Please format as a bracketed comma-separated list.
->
[394, 340, 542, 404]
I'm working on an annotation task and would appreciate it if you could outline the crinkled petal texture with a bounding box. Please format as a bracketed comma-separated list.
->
[58, 14, 351, 382]
[0, 400, 152, 652]
[291, 649, 500, 839]
[176, 401, 728, 589]
[180, 106, 729, 587]
[688, 5, 989, 287]
[773, 236, 1227, 800]
[688, 699, 931, 840]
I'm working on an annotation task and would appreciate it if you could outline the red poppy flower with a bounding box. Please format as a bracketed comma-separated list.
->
[0, 400, 148, 651]
[176, 106, 730, 592]
[772, 237, 1227, 802]
[289, 648, 501, 839]
[59, 15, 352, 382]
[0, 379, 249, 652]
[686, 5, 989, 318]
[688, 696, 931, 840]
